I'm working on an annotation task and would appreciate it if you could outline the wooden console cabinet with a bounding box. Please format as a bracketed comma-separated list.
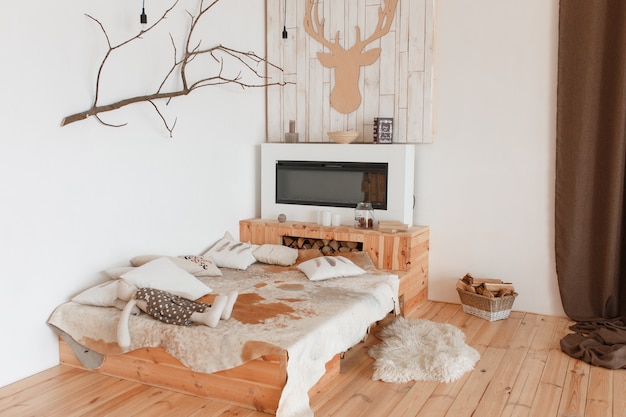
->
[240, 218, 429, 315]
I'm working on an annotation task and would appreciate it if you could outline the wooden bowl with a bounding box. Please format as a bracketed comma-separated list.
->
[327, 130, 359, 144]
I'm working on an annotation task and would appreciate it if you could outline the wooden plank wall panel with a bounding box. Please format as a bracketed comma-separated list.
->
[266, 0, 283, 142]
[266, 0, 434, 143]
[422, 0, 435, 140]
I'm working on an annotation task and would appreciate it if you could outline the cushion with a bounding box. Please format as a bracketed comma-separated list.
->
[297, 255, 366, 281]
[253, 244, 298, 266]
[177, 255, 222, 276]
[71, 280, 119, 307]
[203, 232, 259, 270]
[121, 257, 212, 299]
[333, 251, 376, 271]
[130, 255, 221, 277]
[295, 249, 375, 270]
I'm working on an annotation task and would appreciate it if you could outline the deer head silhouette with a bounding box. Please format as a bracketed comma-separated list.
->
[304, 0, 398, 114]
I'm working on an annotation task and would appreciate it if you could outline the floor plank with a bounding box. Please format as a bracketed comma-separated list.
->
[472, 312, 530, 417]
[613, 369, 626, 417]
[2, 302, 626, 417]
[559, 357, 591, 417]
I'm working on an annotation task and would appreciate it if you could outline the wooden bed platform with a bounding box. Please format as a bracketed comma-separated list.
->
[55, 219, 429, 414]
[59, 338, 340, 414]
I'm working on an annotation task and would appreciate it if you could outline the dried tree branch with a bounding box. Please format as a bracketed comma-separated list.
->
[148, 100, 177, 138]
[61, 0, 287, 135]
[94, 115, 127, 128]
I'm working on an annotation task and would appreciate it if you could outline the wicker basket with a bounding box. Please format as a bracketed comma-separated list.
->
[456, 288, 517, 321]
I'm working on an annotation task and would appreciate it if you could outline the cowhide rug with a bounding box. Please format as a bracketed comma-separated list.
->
[369, 317, 480, 383]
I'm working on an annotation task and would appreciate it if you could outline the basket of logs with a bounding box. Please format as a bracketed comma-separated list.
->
[456, 273, 517, 321]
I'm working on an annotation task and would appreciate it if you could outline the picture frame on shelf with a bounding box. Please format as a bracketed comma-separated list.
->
[373, 118, 394, 143]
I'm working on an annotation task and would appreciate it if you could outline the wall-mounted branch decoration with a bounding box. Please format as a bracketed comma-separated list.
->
[61, 0, 287, 137]
[304, 0, 398, 115]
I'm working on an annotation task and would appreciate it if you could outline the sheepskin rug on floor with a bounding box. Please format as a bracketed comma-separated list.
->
[368, 317, 480, 383]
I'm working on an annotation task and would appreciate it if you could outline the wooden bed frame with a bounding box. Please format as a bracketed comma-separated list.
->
[57, 219, 429, 414]
[59, 338, 340, 414]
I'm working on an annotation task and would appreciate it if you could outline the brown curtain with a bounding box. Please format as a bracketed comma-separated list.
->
[557, 0, 626, 369]
[555, 0, 626, 322]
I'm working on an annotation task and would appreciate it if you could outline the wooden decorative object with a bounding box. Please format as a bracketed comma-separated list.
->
[304, 0, 399, 115]
[327, 130, 360, 144]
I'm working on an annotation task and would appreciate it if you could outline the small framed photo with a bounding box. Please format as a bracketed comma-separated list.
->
[373, 117, 393, 143]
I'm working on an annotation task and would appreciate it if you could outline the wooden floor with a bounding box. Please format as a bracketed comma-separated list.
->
[2, 301, 625, 417]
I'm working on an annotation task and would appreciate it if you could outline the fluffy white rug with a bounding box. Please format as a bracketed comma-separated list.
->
[369, 317, 480, 383]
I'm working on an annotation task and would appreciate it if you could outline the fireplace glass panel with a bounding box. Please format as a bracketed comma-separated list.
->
[275, 161, 388, 209]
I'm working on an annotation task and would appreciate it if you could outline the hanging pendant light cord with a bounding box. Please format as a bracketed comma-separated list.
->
[140, 0, 148, 24]
[282, 0, 288, 38]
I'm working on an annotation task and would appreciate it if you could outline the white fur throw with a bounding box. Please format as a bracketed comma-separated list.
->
[369, 317, 480, 383]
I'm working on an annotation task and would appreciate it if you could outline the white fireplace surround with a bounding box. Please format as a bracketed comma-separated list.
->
[261, 143, 416, 226]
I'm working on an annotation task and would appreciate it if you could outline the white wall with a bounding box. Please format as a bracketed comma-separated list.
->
[0, 0, 266, 387]
[417, 0, 564, 317]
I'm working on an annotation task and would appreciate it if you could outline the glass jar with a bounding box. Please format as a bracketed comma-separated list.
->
[354, 202, 375, 229]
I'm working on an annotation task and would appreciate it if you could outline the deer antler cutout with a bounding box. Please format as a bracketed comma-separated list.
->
[304, 0, 398, 114]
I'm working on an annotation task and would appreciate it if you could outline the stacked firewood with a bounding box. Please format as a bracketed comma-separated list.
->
[282, 237, 362, 255]
[456, 273, 515, 298]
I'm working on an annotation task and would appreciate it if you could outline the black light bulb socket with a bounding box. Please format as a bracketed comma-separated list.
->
[140, 8, 147, 24]
[282, 26, 288, 39]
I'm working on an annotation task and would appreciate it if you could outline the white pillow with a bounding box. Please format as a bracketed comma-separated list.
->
[121, 257, 212, 299]
[253, 244, 298, 266]
[178, 255, 222, 277]
[203, 232, 259, 270]
[72, 280, 120, 307]
[297, 256, 366, 281]
[130, 255, 221, 277]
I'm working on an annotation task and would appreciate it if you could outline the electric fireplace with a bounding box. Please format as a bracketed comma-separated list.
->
[261, 143, 416, 225]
